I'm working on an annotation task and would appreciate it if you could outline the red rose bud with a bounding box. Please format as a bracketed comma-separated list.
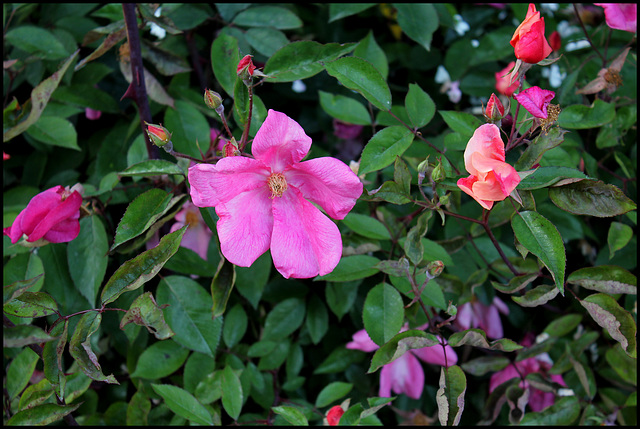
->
[510, 3, 553, 64]
[326, 405, 345, 426]
[549, 31, 561, 52]
[145, 122, 172, 148]
[237, 54, 257, 77]
[485, 93, 505, 122]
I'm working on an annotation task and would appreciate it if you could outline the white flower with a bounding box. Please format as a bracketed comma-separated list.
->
[291, 80, 306, 93]
[149, 7, 166, 39]
[453, 14, 470, 36]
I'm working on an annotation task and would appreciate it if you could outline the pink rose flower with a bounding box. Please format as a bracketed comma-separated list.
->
[454, 296, 510, 339]
[510, 3, 553, 64]
[188, 109, 363, 279]
[495, 62, 520, 97]
[513, 86, 555, 119]
[169, 202, 212, 260]
[4, 185, 82, 244]
[457, 124, 521, 210]
[347, 326, 458, 400]
[594, 3, 637, 33]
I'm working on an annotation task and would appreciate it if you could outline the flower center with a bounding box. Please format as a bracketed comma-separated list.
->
[539, 104, 561, 134]
[268, 173, 288, 198]
[604, 69, 623, 87]
[185, 211, 200, 226]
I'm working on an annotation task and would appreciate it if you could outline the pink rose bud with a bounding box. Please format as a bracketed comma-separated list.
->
[485, 93, 505, 122]
[549, 30, 561, 52]
[510, 3, 553, 64]
[326, 405, 345, 426]
[145, 122, 172, 148]
[237, 54, 257, 77]
[3, 185, 83, 245]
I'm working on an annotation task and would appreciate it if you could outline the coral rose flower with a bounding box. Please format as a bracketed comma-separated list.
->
[4, 185, 83, 244]
[457, 124, 521, 210]
[511, 3, 553, 64]
[188, 110, 363, 279]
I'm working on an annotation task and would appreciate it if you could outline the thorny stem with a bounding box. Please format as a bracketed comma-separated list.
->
[572, 3, 606, 65]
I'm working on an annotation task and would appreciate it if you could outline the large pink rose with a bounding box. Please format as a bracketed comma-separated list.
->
[4, 185, 83, 244]
[594, 3, 637, 33]
[510, 4, 553, 64]
[457, 124, 521, 210]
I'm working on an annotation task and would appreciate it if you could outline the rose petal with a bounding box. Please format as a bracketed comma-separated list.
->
[412, 342, 458, 367]
[27, 191, 82, 242]
[380, 352, 425, 399]
[188, 157, 269, 207]
[286, 157, 363, 220]
[42, 216, 81, 243]
[476, 301, 504, 339]
[457, 176, 494, 210]
[216, 186, 274, 267]
[346, 329, 380, 352]
[270, 187, 342, 279]
[252, 109, 312, 172]
[464, 124, 505, 176]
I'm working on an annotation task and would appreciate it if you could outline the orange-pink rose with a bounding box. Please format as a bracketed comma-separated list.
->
[457, 124, 521, 210]
[510, 3, 553, 64]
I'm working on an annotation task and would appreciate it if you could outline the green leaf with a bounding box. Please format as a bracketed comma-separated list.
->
[100, 226, 187, 305]
[314, 348, 363, 375]
[131, 340, 189, 379]
[511, 211, 566, 294]
[126, 391, 151, 425]
[395, 4, 439, 52]
[5, 26, 70, 60]
[439, 110, 483, 138]
[580, 293, 636, 358]
[119, 291, 175, 340]
[152, 384, 213, 425]
[318, 91, 371, 125]
[262, 297, 306, 341]
[3, 324, 55, 348]
[257, 339, 289, 370]
[235, 252, 271, 309]
[233, 6, 302, 29]
[364, 180, 412, 205]
[605, 344, 637, 388]
[328, 3, 376, 22]
[3, 274, 44, 305]
[548, 179, 637, 217]
[516, 166, 587, 190]
[211, 33, 240, 97]
[359, 126, 414, 176]
[221, 365, 243, 420]
[43, 321, 67, 401]
[164, 100, 210, 159]
[315, 255, 380, 282]
[519, 396, 580, 425]
[405, 83, 436, 129]
[272, 406, 309, 426]
[557, 99, 616, 129]
[448, 329, 523, 352]
[325, 281, 360, 320]
[368, 329, 440, 373]
[119, 160, 185, 177]
[491, 273, 538, 294]
[4, 50, 79, 142]
[394, 156, 412, 195]
[223, 303, 248, 348]
[69, 312, 118, 384]
[305, 294, 329, 345]
[245, 27, 289, 57]
[264, 41, 356, 82]
[233, 76, 250, 125]
[164, 246, 218, 277]
[67, 216, 108, 307]
[460, 356, 510, 376]
[567, 265, 636, 295]
[354, 30, 389, 80]
[6, 403, 81, 426]
[26, 116, 79, 151]
[211, 257, 236, 319]
[608, 222, 633, 259]
[512, 284, 559, 307]
[6, 348, 39, 400]
[324, 56, 392, 111]
[363, 283, 405, 346]
[436, 365, 466, 426]
[156, 275, 223, 357]
[543, 314, 583, 337]
[3, 291, 58, 318]
[315, 382, 353, 408]
[341, 212, 391, 240]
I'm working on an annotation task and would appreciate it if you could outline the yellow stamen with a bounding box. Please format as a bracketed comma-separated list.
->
[268, 173, 288, 198]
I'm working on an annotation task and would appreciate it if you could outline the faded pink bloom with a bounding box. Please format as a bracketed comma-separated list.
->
[594, 4, 637, 33]
[490, 335, 567, 412]
[513, 86, 555, 119]
[495, 62, 520, 97]
[188, 109, 363, 279]
[457, 124, 521, 210]
[169, 202, 212, 260]
[85, 107, 101, 120]
[454, 296, 510, 339]
[576, 47, 630, 95]
[4, 185, 82, 244]
[347, 326, 458, 400]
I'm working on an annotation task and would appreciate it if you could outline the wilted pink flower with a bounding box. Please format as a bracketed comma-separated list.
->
[457, 124, 521, 210]
[454, 296, 510, 339]
[333, 119, 364, 140]
[495, 62, 520, 97]
[169, 202, 212, 260]
[188, 110, 363, 279]
[594, 3, 637, 33]
[85, 107, 102, 120]
[490, 335, 567, 412]
[347, 326, 458, 400]
[513, 86, 555, 118]
[4, 185, 82, 244]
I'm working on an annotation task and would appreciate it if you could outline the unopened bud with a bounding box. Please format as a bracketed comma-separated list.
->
[549, 31, 561, 52]
[484, 93, 505, 123]
[431, 161, 446, 182]
[145, 122, 172, 148]
[204, 89, 223, 111]
[417, 157, 430, 184]
[223, 137, 240, 157]
[325, 405, 345, 426]
[426, 260, 444, 278]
